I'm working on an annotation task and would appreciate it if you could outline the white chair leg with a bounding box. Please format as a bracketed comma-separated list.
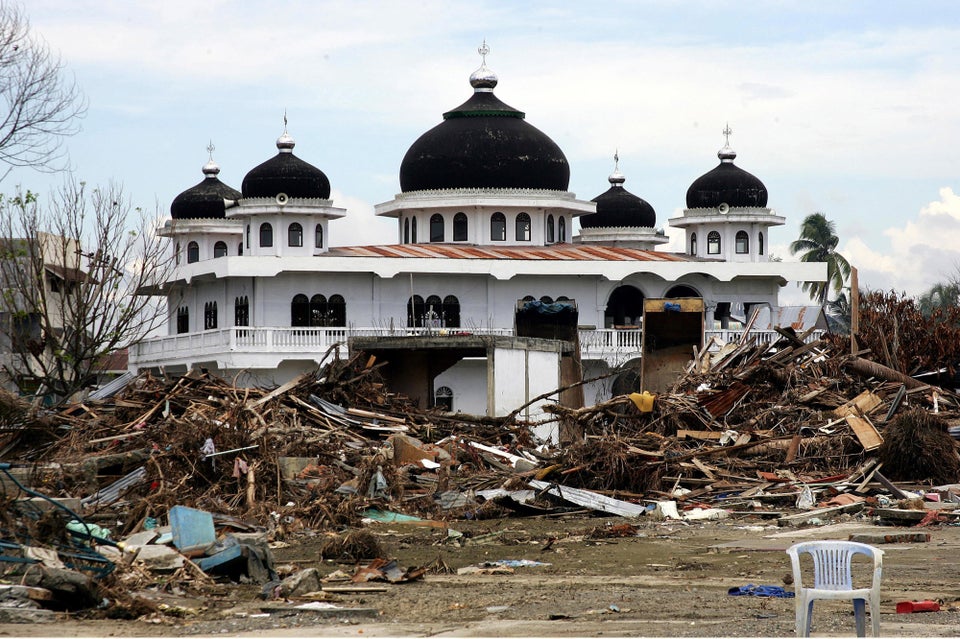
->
[795, 597, 804, 637]
[797, 598, 814, 637]
[853, 598, 866, 637]
[870, 598, 881, 637]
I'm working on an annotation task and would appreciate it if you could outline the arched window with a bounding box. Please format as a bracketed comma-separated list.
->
[546, 215, 555, 243]
[442, 295, 460, 328]
[557, 296, 570, 302]
[259, 223, 273, 248]
[288, 222, 303, 247]
[690, 232, 697, 256]
[707, 231, 721, 254]
[234, 296, 249, 327]
[291, 294, 309, 327]
[453, 212, 468, 241]
[411, 217, 418, 243]
[176, 306, 189, 334]
[309, 294, 327, 327]
[434, 386, 453, 411]
[516, 212, 531, 241]
[558, 216, 567, 243]
[758, 232, 765, 256]
[245, 224, 250, 249]
[735, 230, 749, 254]
[214, 241, 228, 258]
[540, 295, 554, 304]
[175, 242, 181, 265]
[203, 301, 218, 330]
[407, 295, 425, 327]
[429, 214, 444, 243]
[315, 224, 324, 249]
[187, 241, 199, 263]
[491, 212, 506, 241]
[238, 242, 243, 256]
[328, 294, 346, 327]
[403, 218, 410, 244]
[424, 295, 442, 327]
[522, 295, 535, 302]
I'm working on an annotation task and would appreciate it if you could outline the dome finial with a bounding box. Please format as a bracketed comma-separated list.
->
[470, 40, 498, 92]
[718, 122, 737, 162]
[202, 139, 221, 177]
[609, 149, 625, 186]
[277, 111, 295, 153]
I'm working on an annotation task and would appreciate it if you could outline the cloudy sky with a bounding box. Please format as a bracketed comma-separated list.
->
[9, 1, 960, 303]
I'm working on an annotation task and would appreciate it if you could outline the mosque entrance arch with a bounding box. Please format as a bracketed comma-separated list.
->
[604, 285, 645, 328]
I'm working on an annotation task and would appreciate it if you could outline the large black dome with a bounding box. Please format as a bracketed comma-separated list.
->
[584, 169, 656, 228]
[170, 159, 242, 220]
[685, 143, 767, 209]
[399, 62, 570, 192]
[242, 132, 331, 199]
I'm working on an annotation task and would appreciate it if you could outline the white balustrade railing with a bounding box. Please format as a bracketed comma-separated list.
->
[131, 325, 824, 368]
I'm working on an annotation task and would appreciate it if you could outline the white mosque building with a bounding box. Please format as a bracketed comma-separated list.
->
[131, 47, 825, 423]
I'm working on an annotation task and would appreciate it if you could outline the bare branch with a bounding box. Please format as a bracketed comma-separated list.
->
[0, 2, 87, 175]
[0, 180, 172, 403]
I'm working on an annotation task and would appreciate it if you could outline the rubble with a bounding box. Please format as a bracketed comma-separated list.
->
[1, 325, 959, 621]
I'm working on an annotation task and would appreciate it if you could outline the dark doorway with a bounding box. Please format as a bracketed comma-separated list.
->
[604, 285, 645, 328]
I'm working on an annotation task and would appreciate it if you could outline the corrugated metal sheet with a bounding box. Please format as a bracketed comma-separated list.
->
[88, 371, 137, 400]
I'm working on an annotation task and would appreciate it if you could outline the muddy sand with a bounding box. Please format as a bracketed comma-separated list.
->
[2, 512, 959, 637]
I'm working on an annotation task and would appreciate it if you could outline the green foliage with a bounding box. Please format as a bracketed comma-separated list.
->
[789, 212, 851, 306]
[918, 280, 960, 317]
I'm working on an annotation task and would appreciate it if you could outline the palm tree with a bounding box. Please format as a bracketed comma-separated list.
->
[790, 213, 851, 306]
[918, 279, 960, 317]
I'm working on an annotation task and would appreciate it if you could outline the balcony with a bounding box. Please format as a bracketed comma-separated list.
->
[130, 325, 823, 371]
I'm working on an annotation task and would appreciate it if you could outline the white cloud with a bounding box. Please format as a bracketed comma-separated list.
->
[844, 187, 960, 296]
[328, 190, 395, 247]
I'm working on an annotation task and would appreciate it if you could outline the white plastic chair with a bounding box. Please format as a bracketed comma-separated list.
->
[786, 541, 883, 637]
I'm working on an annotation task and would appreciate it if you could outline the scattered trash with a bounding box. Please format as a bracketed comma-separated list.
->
[896, 600, 941, 613]
[727, 584, 795, 598]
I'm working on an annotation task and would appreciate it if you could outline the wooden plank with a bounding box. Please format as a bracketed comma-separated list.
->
[346, 407, 407, 424]
[777, 502, 865, 527]
[833, 390, 882, 418]
[845, 414, 883, 451]
[874, 470, 909, 499]
[247, 372, 311, 410]
[691, 457, 716, 480]
[677, 430, 722, 441]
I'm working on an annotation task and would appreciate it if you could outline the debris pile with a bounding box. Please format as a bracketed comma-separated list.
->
[1, 326, 960, 619]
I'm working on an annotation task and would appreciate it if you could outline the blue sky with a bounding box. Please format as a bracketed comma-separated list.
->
[9, 1, 960, 302]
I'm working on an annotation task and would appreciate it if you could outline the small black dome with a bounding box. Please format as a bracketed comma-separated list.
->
[584, 169, 656, 228]
[242, 132, 331, 199]
[686, 143, 767, 209]
[170, 159, 242, 220]
[399, 63, 570, 192]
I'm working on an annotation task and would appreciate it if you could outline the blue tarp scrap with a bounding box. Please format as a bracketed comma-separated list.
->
[728, 584, 795, 598]
[519, 300, 576, 315]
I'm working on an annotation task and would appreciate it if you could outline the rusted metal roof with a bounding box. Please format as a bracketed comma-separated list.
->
[329, 243, 689, 262]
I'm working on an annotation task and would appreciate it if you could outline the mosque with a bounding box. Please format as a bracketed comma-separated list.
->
[131, 46, 826, 430]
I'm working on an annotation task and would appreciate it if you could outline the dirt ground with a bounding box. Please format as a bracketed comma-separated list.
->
[3, 512, 960, 637]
